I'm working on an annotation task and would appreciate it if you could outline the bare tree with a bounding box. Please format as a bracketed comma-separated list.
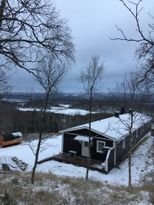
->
[120, 110, 135, 187]
[0, 0, 74, 75]
[113, 72, 149, 110]
[31, 53, 67, 184]
[111, 70, 151, 187]
[117, 111, 149, 187]
[80, 56, 105, 180]
[112, 0, 154, 88]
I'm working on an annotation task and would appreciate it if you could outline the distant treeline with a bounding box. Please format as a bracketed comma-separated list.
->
[0, 101, 111, 133]
[0, 92, 153, 134]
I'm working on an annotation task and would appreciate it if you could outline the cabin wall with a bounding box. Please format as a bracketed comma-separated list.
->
[63, 129, 114, 162]
[116, 135, 130, 161]
[63, 133, 81, 156]
[116, 122, 151, 163]
[91, 138, 113, 161]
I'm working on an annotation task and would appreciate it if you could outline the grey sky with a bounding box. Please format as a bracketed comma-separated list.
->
[11, 0, 154, 93]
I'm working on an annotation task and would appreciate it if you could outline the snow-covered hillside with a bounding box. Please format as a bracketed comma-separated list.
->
[0, 134, 153, 186]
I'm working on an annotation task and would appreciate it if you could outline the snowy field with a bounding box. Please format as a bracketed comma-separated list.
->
[0, 134, 153, 186]
[18, 106, 95, 116]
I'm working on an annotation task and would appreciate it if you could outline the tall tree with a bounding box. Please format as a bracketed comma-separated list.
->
[112, 0, 154, 88]
[117, 111, 148, 187]
[31, 53, 67, 184]
[0, 0, 74, 74]
[80, 56, 105, 181]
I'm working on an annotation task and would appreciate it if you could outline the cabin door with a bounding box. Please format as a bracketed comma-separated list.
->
[81, 142, 89, 158]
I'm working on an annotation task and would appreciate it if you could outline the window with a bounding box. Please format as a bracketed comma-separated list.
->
[96, 140, 105, 153]
[122, 139, 125, 149]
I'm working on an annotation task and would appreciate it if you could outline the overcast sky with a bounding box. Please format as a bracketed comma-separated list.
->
[11, 0, 154, 93]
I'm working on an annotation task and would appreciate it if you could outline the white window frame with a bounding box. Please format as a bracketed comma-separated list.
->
[96, 140, 105, 153]
[122, 139, 126, 149]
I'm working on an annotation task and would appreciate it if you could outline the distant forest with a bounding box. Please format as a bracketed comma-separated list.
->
[0, 92, 153, 134]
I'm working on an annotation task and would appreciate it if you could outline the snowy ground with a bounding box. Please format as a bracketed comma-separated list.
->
[0, 134, 153, 186]
[18, 106, 95, 116]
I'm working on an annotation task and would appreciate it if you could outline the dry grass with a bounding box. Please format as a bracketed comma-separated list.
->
[0, 171, 153, 205]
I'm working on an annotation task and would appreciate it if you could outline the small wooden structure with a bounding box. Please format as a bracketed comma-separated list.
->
[0, 132, 22, 147]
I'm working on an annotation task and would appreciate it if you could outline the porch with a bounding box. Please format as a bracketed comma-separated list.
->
[38, 153, 107, 173]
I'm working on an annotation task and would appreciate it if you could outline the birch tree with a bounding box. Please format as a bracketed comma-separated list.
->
[31, 53, 67, 184]
[80, 56, 105, 181]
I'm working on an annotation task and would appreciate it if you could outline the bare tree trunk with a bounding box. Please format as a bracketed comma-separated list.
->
[80, 56, 104, 181]
[85, 91, 92, 181]
[31, 131, 43, 184]
[31, 92, 50, 184]
[117, 111, 135, 188]
[128, 113, 133, 188]
[128, 153, 132, 188]
[85, 168, 89, 181]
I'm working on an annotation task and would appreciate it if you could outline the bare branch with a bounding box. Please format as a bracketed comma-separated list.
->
[111, 0, 154, 87]
[0, 0, 74, 75]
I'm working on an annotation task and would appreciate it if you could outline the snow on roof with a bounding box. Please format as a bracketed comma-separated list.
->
[74, 135, 90, 142]
[12, 132, 22, 137]
[61, 112, 151, 141]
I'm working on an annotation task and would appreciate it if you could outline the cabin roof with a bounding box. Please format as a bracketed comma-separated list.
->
[61, 112, 151, 142]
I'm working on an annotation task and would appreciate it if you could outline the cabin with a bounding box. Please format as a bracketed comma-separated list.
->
[0, 132, 22, 147]
[57, 112, 151, 173]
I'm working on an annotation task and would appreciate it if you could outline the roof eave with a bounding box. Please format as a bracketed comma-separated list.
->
[60, 126, 120, 142]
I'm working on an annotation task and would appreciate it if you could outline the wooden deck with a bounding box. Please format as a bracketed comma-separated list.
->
[38, 153, 107, 173]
